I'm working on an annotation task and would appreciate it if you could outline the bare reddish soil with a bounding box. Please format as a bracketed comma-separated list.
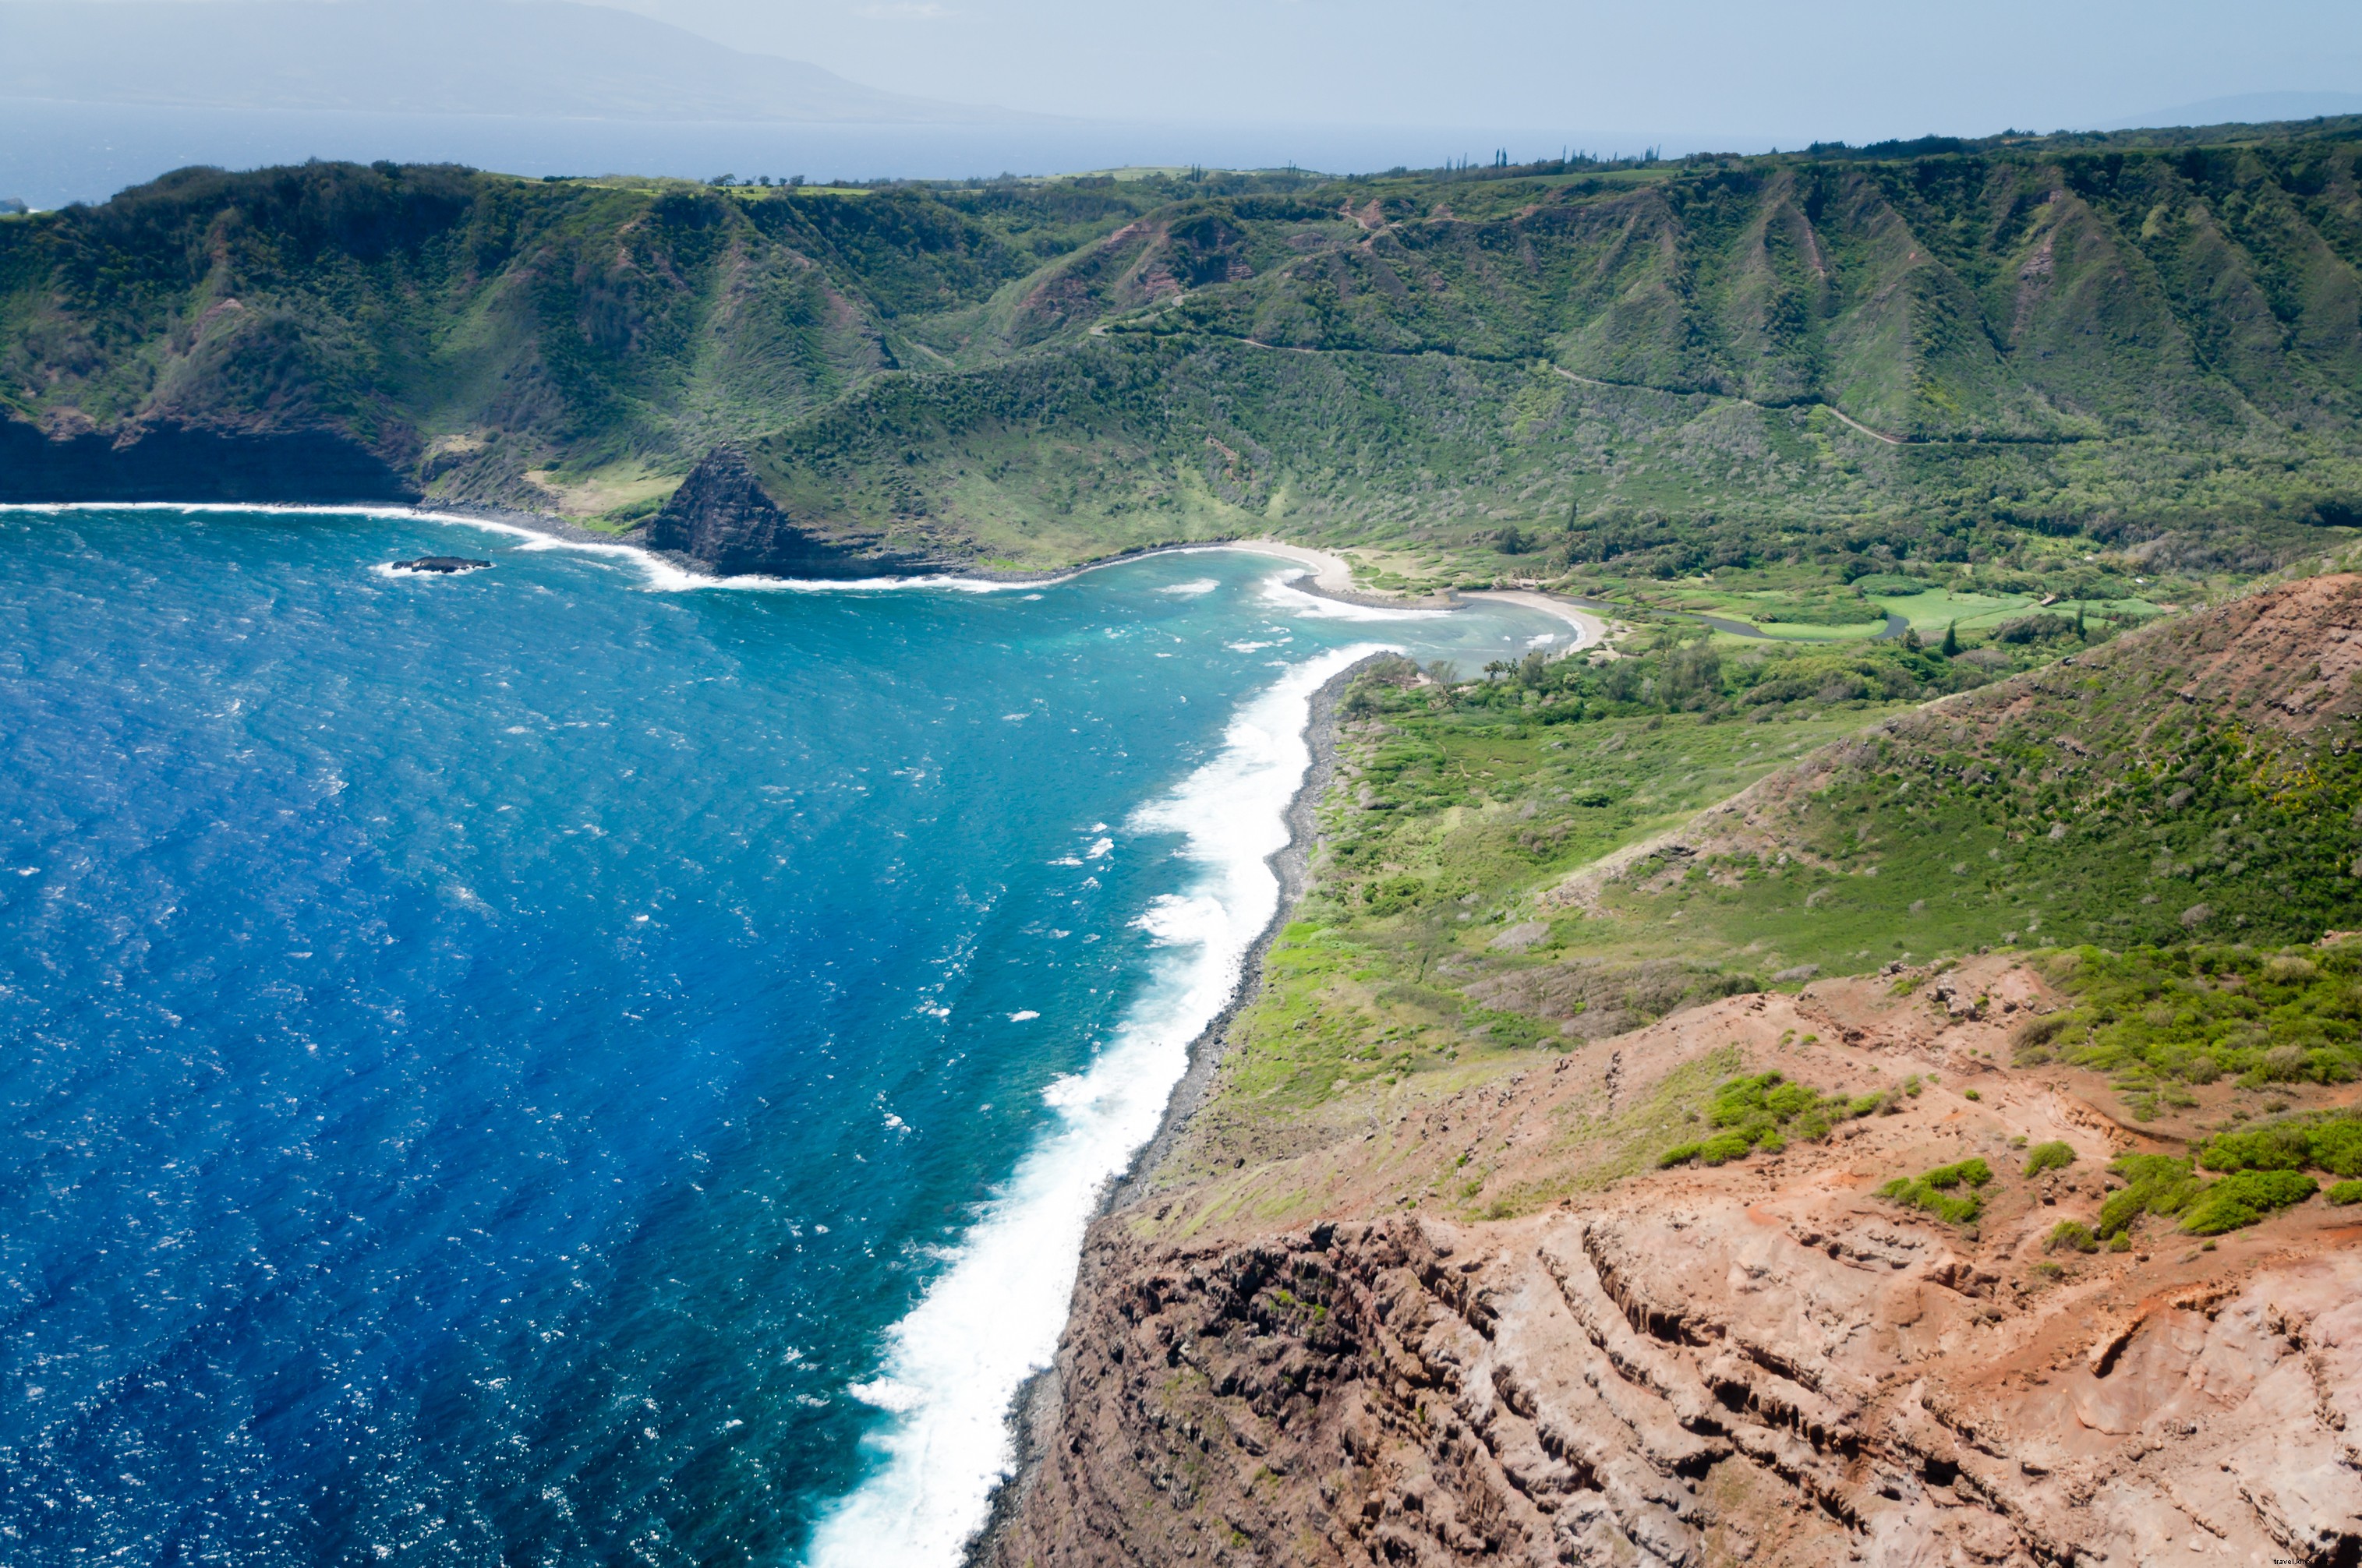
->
[995, 958, 2362, 1567]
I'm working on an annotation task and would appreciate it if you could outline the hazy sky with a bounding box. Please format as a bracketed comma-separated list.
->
[27, 0, 2362, 149]
[583, 0, 2361, 143]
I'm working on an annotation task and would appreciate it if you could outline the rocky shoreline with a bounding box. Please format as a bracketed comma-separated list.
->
[970, 650, 1384, 1565]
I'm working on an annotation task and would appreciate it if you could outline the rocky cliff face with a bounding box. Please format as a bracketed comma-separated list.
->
[645, 445, 968, 578]
[0, 415, 418, 504]
[995, 960, 2362, 1567]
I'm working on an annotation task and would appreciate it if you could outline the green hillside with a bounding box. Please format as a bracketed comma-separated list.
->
[4, 120, 2362, 592]
[718, 122, 2362, 577]
[1543, 569, 2362, 974]
[1191, 567, 2362, 1158]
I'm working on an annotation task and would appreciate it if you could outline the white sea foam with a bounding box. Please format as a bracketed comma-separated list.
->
[1159, 577, 1221, 595]
[1256, 569, 1452, 621]
[803, 641, 1389, 1568]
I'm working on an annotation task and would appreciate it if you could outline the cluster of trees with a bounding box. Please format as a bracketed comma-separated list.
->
[1345, 630, 1992, 726]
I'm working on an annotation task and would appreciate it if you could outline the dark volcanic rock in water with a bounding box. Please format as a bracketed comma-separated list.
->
[391, 556, 492, 573]
[649, 444, 967, 578]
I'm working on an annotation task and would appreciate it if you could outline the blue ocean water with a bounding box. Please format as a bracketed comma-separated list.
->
[0, 507, 1569, 1565]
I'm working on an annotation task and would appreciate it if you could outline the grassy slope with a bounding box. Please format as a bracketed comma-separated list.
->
[1179, 634, 1989, 1164]
[1175, 568, 2362, 1192]
[1563, 572, 2362, 973]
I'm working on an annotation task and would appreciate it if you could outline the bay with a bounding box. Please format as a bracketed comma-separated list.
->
[0, 507, 1568, 1563]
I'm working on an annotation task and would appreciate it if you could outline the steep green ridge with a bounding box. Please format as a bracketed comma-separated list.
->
[0, 164, 1167, 518]
[5, 120, 2362, 586]
[712, 119, 2362, 575]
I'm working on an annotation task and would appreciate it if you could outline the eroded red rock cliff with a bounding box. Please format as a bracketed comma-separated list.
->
[996, 962, 2362, 1567]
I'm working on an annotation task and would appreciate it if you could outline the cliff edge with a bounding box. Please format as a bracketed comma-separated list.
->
[995, 960, 2362, 1567]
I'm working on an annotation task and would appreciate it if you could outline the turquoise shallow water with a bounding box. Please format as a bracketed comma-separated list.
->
[0, 507, 1569, 1565]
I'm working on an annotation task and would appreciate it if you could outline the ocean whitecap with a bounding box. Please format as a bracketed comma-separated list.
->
[804, 641, 1388, 1568]
[1255, 570, 1451, 622]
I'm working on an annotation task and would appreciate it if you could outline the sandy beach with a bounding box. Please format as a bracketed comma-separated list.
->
[1226, 538, 1374, 598]
[1462, 586, 1611, 648]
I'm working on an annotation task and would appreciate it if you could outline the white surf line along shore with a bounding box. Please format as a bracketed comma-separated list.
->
[2, 502, 1413, 606]
[801, 642, 1398, 1568]
[11, 500, 1565, 1560]
[9, 505, 1594, 655]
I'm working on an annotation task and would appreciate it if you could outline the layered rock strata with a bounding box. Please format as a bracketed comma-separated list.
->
[995, 962, 2362, 1567]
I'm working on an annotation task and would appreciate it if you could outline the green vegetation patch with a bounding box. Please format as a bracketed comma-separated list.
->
[1738, 589, 1890, 627]
[2180, 1169, 2318, 1234]
[2046, 1220, 2099, 1253]
[1879, 1157, 1993, 1225]
[2326, 1179, 2362, 1206]
[2023, 1139, 2077, 1177]
[1658, 1071, 1879, 1167]
[2197, 1111, 2362, 1178]
[2097, 1153, 2207, 1237]
[2033, 945, 2362, 1092]
[2090, 1150, 2317, 1235]
[1347, 628, 1982, 736]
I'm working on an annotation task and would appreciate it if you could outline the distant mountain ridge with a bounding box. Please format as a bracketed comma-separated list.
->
[0, 0, 1013, 123]
[2099, 91, 2362, 133]
[2, 115, 2360, 581]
